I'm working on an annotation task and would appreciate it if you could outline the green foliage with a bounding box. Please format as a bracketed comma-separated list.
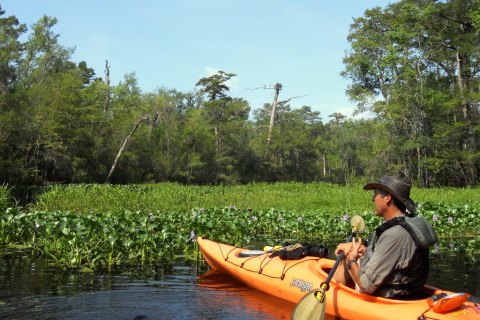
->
[33, 182, 480, 214]
[0, 5, 26, 96]
[0, 208, 188, 270]
[0, 184, 11, 210]
[1, 202, 478, 270]
[195, 70, 236, 101]
[343, 0, 480, 187]
[32, 182, 374, 213]
[418, 202, 479, 236]
[420, 202, 480, 258]
[251, 103, 324, 182]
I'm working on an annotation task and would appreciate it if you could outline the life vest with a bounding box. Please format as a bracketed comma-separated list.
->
[369, 215, 437, 297]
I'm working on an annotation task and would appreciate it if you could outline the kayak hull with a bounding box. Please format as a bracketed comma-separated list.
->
[197, 237, 479, 320]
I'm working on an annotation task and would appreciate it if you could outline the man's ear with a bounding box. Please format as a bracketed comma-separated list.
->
[384, 193, 393, 205]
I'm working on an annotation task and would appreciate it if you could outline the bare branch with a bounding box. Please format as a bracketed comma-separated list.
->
[251, 82, 306, 145]
[438, 13, 466, 25]
[248, 84, 278, 90]
[253, 124, 269, 131]
[106, 115, 148, 183]
[278, 95, 308, 105]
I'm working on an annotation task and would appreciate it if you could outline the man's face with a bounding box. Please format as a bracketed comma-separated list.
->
[372, 189, 390, 217]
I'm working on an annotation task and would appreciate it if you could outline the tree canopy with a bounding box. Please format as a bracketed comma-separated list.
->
[0, 1, 479, 187]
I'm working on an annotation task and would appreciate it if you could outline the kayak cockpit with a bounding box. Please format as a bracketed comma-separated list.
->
[316, 259, 439, 302]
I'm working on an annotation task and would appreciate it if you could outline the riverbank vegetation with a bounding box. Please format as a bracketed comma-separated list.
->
[1, 204, 478, 270]
[28, 182, 480, 213]
[1, 183, 479, 270]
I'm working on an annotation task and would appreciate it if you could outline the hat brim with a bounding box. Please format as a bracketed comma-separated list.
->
[364, 183, 416, 215]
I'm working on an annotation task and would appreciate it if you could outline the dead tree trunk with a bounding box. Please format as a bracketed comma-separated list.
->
[104, 60, 111, 113]
[106, 116, 147, 183]
[322, 153, 327, 177]
[250, 82, 304, 146]
[267, 83, 282, 144]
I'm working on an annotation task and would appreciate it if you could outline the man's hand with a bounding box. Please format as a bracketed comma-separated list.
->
[347, 237, 364, 261]
[335, 242, 353, 257]
[335, 238, 366, 258]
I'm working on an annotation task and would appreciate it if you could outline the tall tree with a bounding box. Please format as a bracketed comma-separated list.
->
[343, 0, 480, 186]
[195, 71, 250, 183]
[0, 6, 25, 96]
[0, 7, 26, 183]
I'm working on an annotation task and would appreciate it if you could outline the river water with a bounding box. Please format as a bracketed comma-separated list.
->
[0, 248, 478, 320]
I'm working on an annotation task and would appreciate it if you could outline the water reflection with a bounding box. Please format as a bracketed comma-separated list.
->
[0, 246, 478, 320]
[0, 254, 293, 320]
[428, 252, 479, 295]
[198, 269, 294, 319]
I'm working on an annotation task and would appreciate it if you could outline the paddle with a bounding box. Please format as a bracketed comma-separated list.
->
[237, 245, 285, 257]
[291, 215, 365, 320]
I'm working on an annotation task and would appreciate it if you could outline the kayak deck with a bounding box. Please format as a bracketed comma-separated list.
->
[197, 237, 480, 320]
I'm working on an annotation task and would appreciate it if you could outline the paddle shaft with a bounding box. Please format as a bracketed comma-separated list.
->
[291, 220, 364, 320]
[323, 233, 355, 287]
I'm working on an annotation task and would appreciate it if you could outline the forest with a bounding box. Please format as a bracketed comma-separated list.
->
[0, 0, 479, 187]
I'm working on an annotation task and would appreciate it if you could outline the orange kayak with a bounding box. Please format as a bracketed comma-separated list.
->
[197, 237, 480, 320]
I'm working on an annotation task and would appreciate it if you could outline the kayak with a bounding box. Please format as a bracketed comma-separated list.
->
[197, 237, 480, 320]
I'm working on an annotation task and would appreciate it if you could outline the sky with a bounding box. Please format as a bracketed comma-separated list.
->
[3, 0, 392, 120]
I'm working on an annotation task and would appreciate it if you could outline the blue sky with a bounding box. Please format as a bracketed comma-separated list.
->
[3, 1, 392, 119]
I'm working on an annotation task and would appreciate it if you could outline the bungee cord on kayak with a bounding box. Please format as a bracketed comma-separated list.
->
[216, 240, 322, 281]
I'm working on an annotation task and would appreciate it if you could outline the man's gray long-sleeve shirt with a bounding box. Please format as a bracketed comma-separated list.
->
[358, 225, 418, 298]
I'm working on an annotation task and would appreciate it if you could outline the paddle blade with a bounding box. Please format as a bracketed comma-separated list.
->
[291, 290, 326, 320]
[350, 215, 365, 234]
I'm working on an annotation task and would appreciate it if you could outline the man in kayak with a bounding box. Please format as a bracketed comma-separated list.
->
[334, 176, 437, 299]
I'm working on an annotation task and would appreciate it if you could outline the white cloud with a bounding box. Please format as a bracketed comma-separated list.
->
[206, 66, 219, 77]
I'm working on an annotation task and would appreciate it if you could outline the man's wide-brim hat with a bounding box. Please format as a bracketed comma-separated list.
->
[364, 176, 416, 215]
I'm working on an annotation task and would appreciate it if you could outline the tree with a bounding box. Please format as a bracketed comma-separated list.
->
[0, 6, 27, 183]
[195, 71, 250, 183]
[251, 102, 322, 181]
[343, 0, 480, 186]
[195, 70, 236, 101]
[3, 15, 98, 184]
[20, 16, 73, 86]
[0, 6, 26, 96]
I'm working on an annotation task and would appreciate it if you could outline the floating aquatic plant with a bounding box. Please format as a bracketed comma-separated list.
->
[0, 200, 478, 270]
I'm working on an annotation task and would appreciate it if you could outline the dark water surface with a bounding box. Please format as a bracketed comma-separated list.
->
[0, 248, 478, 320]
[0, 254, 294, 320]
